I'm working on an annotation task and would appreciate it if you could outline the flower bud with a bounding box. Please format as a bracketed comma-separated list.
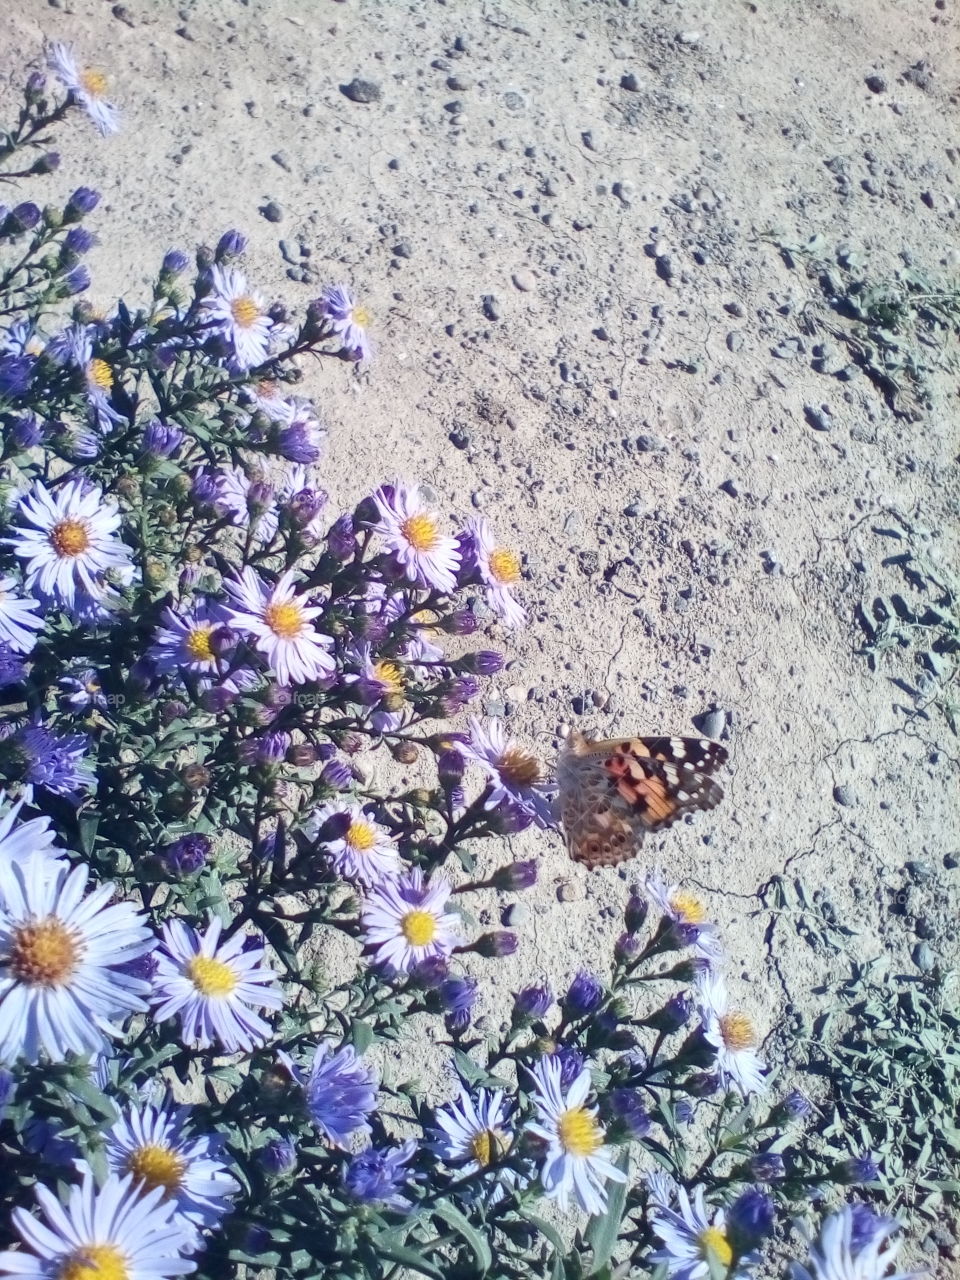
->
[728, 1190, 775, 1253]
[161, 833, 211, 876]
[201, 685, 236, 714]
[614, 932, 643, 964]
[327, 514, 356, 560]
[288, 743, 318, 768]
[391, 741, 418, 766]
[409, 955, 449, 989]
[645, 993, 693, 1034]
[832, 1153, 879, 1185]
[353, 495, 381, 527]
[684, 1071, 721, 1098]
[513, 985, 552, 1021]
[624, 891, 647, 934]
[473, 931, 518, 959]
[65, 187, 100, 220]
[32, 151, 60, 175]
[215, 229, 248, 260]
[607, 1088, 651, 1140]
[564, 972, 604, 1018]
[180, 763, 211, 792]
[162, 248, 189, 275]
[748, 1152, 785, 1182]
[442, 608, 478, 635]
[320, 758, 352, 789]
[9, 203, 41, 233]
[436, 748, 465, 787]
[491, 859, 538, 892]
[460, 650, 505, 676]
[259, 1136, 297, 1177]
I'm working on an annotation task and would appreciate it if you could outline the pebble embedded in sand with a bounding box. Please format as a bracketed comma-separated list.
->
[340, 78, 382, 104]
[511, 267, 536, 292]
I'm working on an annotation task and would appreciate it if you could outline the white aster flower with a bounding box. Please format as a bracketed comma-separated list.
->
[790, 1204, 922, 1280]
[526, 1055, 626, 1216]
[432, 1084, 520, 1204]
[696, 971, 767, 1097]
[361, 867, 460, 974]
[0, 1168, 194, 1279]
[647, 1167, 681, 1213]
[320, 283, 373, 361]
[0, 790, 61, 875]
[148, 603, 222, 678]
[645, 871, 722, 963]
[3, 478, 133, 619]
[470, 518, 526, 628]
[202, 266, 276, 370]
[650, 1183, 744, 1279]
[104, 1101, 241, 1246]
[0, 574, 44, 654]
[45, 322, 124, 430]
[222, 566, 334, 686]
[246, 379, 296, 422]
[216, 466, 278, 543]
[150, 914, 284, 1053]
[372, 481, 461, 593]
[305, 803, 400, 887]
[46, 41, 120, 135]
[460, 717, 555, 829]
[0, 854, 154, 1064]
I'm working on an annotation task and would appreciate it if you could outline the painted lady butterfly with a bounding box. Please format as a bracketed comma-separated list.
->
[557, 729, 728, 869]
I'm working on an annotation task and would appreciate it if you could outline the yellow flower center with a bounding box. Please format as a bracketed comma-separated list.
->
[186, 954, 238, 998]
[498, 746, 544, 788]
[185, 625, 215, 661]
[346, 819, 376, 852]
[79, 68, 109, 100]
[124, 1144, 186, 1196]
[669, 891, 707, 925]
[400, 513, 440, 553]
[85, 678, 101, 694]
[230, 296, 261, 329]
[488, 548, 521, 585]
[264, 600, 304, 639]
[87, 358, 113, 391]
[11, 917, 82, 985]
[352, 303, 372, 329]
[698, 1226, 733, 1267]
[50, 517, 91, 558]
[557, 1106, 603, 1158]
[59, 1244, 127, 1280]
[401, 909, 437, 947]
[470, 1128, 507, 1166]
[719, 1011, 757, 1052]
[373, 660, 404, 694]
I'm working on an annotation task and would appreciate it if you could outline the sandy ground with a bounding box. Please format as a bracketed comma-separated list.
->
[5, 0, 960, 1150]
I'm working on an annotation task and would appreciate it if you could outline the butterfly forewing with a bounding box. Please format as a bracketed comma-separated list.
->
[558, 731, 728, 869]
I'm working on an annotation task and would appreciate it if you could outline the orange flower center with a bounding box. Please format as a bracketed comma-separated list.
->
[264, 600, 304, 639]
[50, 517, 91, 558]
[498, 745, 543, 788]
[11, 917, 82, 985]
[400, 513, 440, 553]
[373, 660, 404, 694]
[669, 891, 707, 925]
[719, 1011, 757, 1052]
[230, 296, 261, 329]
[124, 1144, 186, 1196]
[488, 548, 521, 585]
[87, 358, 113, 391]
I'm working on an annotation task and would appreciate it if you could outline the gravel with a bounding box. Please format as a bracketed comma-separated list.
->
[341, 78, 382, 104]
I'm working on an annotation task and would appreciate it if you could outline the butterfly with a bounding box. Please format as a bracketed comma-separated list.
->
[556, 728, 728, 869]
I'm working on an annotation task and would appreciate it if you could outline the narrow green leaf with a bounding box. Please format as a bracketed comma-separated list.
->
[432, 1198, 493, 1273]
[585, 1148, 630, 1275]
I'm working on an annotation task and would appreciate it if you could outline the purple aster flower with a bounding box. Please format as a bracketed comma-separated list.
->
[320, 758, 352, 790]
[142, 419, 184, 458]
[8, 203, 41, 233]
[58, 668, 108, 711]
[848, 1203, 898, 1253]
[62, 226, 96, 256]
[57, 423, 100, 460]
[728, 1188, 775, 1250]
[15, 717, 93, 798]
[161, 833, 211, 876]
[162, 248, 190, 275]
[63, 265, 91, 296]
[240, 730, 291, 766]
[318, 283, 373, 361]
[276, 410, 325, 464]
[608, 1088, 651, 1139]
[191, 468, 223, 509]
[259, 1135, 297, 1176]
[614, 932, 643, 963]
[674, 1099, 695, 1124]
[443, 608, 479, 636]
[343, 1139, 416, 1211]
[836, 1152, 880, 1185]
[554, 1046, 586, 1091]
[514, 984, 552, 1020]
[285, 486, 327, 531]
[565, 972, 604, 1019]
[0, 354, 33, 397]
[490, 859, 538, 891]
[280, 1043, 377, 1148]
[473, 931, 518, 958]
[440, 976, 478, 1033]
[748, 1151, 785, 1182]
[460, 717, 556, 830]
[65, 187, 100, 219]
[461, 650, 505, 677]
[0, 643, 26, 687]
[119, 950, 159, 983]
[10, 414, 43, 447]
[326, 513, 356, 560]
[216, 229, 248, 261]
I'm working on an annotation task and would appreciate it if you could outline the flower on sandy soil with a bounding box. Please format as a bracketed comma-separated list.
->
[0, 1168, 195, 1279]
[104, 1101, 240, 1246]
[0, 574, 43, 654]
[645, 871, 722, 963]
[202, 265, 276, 370]
[460, 717, 555, 829]
[468, 518, 526, 628]
[222, 567, 334, 685]
[0, 855, 154, 1064]
[279, 1043, 378, 1147]
[319, 283, 373, 361]
[789, 1203, 921, 1280]
[431, 1084, 519, 1203]
[343, 1140, 417, 1211]
[216, 466, 278, 542]
[275, 401, 327, 464]
[4, 477, 132, 619]
[371, 482, 461, 593]
[696, 971, 767, 1097]
[305, 803, 400, 887]
[526, 1055, 626, 1216]
[45, 322, 124, 430]
[46, 41, 120, 135]
[14, 716, 95, 799]
[343, 642, 407, 707]
[650, 1183, 751, 1279]
[0, 791, 61, 875]
[148, 603, 223, 679]
[361, 867, 460, 975]
[150, 914, 283, 1053]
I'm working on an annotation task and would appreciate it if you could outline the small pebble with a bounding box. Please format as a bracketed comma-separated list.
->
[271, 151, 291, 171]
[512, 267, 537, 292]
[833, 784, 857, 807]
[913, 942, 935, 973]
[503, 903, 529, 927]
[700, 708, 725, 740]
[620, 71, 642, 91]
[636, 432, 668, 452]
[905, 858, 933, 883]
[557, 880, 584, 903]
[482, 294, 502, 321]
[393, 241, 413, 259]
[261, 201, 284, 223]
[447, 74, 470, 91]
[612, 180, 635, 205]
[804, 403, 833, 432]
[719, 479, 740, 498]
[341, 79, 382, 104]
[726, 331, 744, 352]
[676, 30, 702, 44]
[865, 73, 887, 93]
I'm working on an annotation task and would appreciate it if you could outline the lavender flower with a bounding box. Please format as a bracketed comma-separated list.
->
[564, 972, 604, 1018]
[514, 984, 552, 1020]
[162, 249, 190, 275]
[15, 718, 93, 798]
[259, 1136, 297, 1176]
[0, 644, 26, 688]
[343, 1140, 416, 1211]
[440, 976, 478, 1033]
[280, 1043, 377, 1148]
[65, 187, 101, 219]
[728, 1188, 775, 1250]
[161, 833, 211, 876]
[142, 419, 184, 458]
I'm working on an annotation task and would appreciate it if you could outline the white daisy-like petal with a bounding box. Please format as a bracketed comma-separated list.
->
[0, 791, 62, 877]
[201, 266, 275, 371]
[150, 914, 284, 1054]
[305, 803, 400, 887]
[371, 481, 461, 593]
[221, 566, 334, 686]
[460, 717, 556, 828]
[0, 575, 44, 654]
[0, 855, 154, 1065]
[789, 1204, 921, 1280]
[650, 1183, 741, 1279]
[360, 867, 460, 974]
[431, 1084, 520, 1204]
[696, 971, 767, 1097]
[526, 1056, 626, 1217]
[3, 478, 132, 620]
[46, 41, 120, 135]
[148, 603, 222, 678]
[645, 871, 722, 963]
[0, 1168, 194, 1278]
[470, 518, 526, 628]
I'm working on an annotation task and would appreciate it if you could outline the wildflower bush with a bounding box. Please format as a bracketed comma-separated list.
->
[0, 44, 926, 1280]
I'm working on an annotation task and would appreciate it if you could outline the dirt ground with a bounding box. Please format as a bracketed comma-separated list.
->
[5, 0, 960, 1168]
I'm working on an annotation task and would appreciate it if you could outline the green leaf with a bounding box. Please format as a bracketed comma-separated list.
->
[374, 1242, 445, 1280]
[518, 1209, 567, 1256]
[351, 1020, 374, 1055]
[431, 1199, 493, 1273]
[585, 1148, 630, 1275]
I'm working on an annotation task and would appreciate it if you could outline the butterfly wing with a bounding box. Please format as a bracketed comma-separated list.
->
[558, 731, 728, 870]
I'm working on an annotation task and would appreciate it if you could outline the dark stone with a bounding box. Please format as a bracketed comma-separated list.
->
[340, 78, 382, 104]
[865, 73, 887, 93]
